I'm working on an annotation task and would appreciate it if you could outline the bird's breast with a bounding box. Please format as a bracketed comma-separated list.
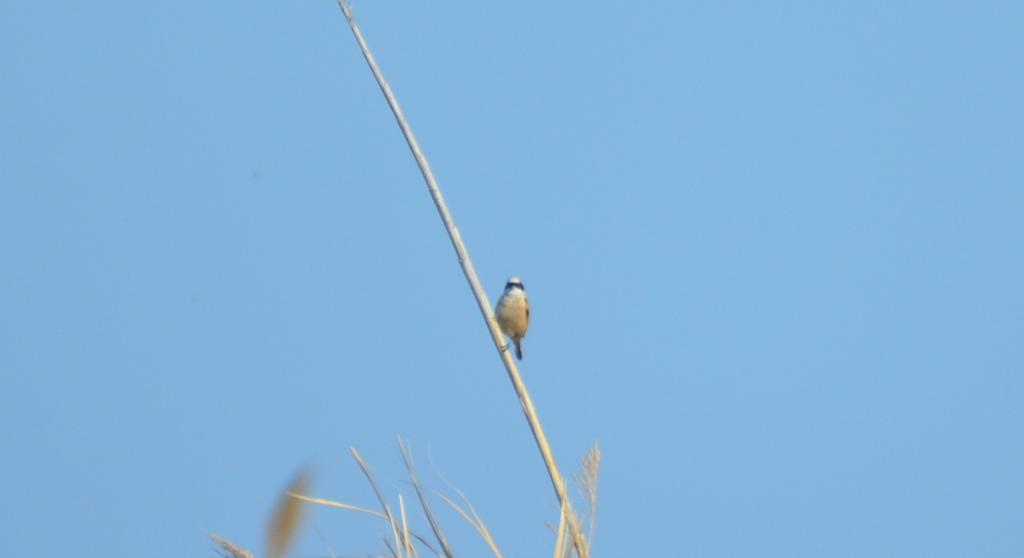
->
[496, 293, 529, 337]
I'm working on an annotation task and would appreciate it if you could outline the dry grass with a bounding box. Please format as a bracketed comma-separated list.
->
[574, 443, 601, 550]
[288, 439, 597, 558]
[210, 440, 598, 558]
[210, 467, 310, 558]
[431, 490, 503, 558]
[289, 440, 502, 558]
[210, 533, 254, 558]
[399, 438, 454, 558]
[547, 443, 601, 558]
[266, 468, 310, 558]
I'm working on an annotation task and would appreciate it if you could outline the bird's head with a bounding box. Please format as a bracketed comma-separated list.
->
[504, 276, 525, 291]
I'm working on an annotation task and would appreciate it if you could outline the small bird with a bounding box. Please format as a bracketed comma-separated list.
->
[495, 276, 530, 360]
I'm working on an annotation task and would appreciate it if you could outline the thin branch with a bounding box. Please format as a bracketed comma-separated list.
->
[331, 3, 588, 555]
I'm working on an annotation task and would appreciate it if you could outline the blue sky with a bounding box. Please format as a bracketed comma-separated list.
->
[1, 1, 1021, 556]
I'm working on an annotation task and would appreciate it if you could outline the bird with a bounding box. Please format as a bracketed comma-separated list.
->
[495, 276, 530, 360]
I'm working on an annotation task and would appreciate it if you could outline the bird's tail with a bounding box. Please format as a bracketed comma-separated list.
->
[515, 340, 523, 360]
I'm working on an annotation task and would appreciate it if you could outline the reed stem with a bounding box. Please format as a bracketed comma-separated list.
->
[332, 4, 588, 556]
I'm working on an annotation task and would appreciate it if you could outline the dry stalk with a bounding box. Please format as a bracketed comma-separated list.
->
[552, 497, 569, 558]
[330, 3, 588, 556]
[350, 446, 408, 557]
[287, 492, 386, 518]
[433, 491, 503, 558]
[399, 437, 456, 558]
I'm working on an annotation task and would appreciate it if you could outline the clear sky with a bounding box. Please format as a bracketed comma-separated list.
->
[1, 1, 1021, 556]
